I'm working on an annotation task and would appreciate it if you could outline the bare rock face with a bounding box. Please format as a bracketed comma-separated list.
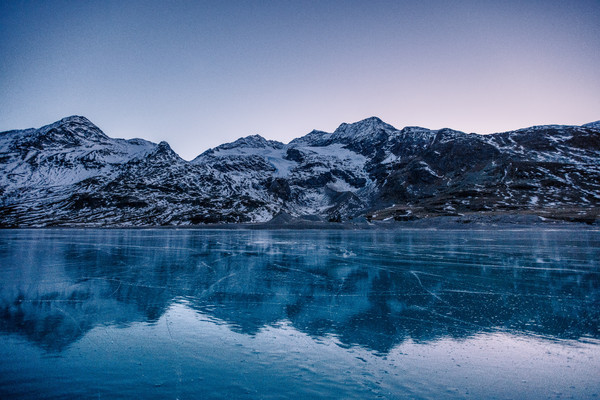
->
[1, 116, 599, 227]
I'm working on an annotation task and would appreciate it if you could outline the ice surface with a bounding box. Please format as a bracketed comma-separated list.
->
[0, 229, 599, 399]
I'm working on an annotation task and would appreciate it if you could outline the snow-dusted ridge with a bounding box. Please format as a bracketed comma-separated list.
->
[582, 120, 600, 130]
[0, 116, 599, 226]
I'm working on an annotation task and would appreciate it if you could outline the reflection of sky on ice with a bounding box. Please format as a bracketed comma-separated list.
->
[0, 229, 599, 399]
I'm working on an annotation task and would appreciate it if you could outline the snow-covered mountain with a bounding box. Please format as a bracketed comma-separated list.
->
[1, 116, 599, 226]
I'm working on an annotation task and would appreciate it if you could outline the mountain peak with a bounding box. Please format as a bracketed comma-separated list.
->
[36, 115, 108, 141]
[43, 115, 101, 133]
[57, 115, 94, 125]
[217, 134, 285, 151]
[331, 117, 397, 142]
[288, 129, 328, 146]
[156, 140, 172, 149]
[147, 140, 181, 161]
[336, 116, 395, 130]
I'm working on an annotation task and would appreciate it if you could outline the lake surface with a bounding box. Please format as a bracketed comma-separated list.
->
[0, 229, 599, 399]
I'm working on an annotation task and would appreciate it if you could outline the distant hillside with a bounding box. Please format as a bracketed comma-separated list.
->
[1, 116, 599, 226]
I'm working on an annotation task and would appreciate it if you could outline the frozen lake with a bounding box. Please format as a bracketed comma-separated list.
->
[0, 228, 599, 399]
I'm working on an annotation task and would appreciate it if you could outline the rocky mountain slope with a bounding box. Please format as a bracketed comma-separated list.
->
[1, 116, 599, 226]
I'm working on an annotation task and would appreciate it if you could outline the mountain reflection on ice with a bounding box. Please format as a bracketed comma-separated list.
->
[1, 229, 599, 352]
[0, 229, 599, 399]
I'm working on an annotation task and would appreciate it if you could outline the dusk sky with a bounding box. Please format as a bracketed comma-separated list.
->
[1, 0, 599, 160]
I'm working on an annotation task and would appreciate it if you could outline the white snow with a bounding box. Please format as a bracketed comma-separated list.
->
[382, 153, 399, 164]
[326, 179, 354, 192]
[418, 161, 441, 177]
[530, 196, 539, 205]
[265, 155, 296, 177]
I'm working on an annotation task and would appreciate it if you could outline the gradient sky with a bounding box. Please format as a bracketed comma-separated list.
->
[1, 0, 599, 160]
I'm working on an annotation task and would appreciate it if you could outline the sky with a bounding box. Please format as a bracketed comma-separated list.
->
[1, 0, 599, 160]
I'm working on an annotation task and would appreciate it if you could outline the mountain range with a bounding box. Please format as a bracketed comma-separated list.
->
[1, 115, 599, 227]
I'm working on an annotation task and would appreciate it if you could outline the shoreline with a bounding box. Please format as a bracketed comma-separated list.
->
[2, 214, 598, 230]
